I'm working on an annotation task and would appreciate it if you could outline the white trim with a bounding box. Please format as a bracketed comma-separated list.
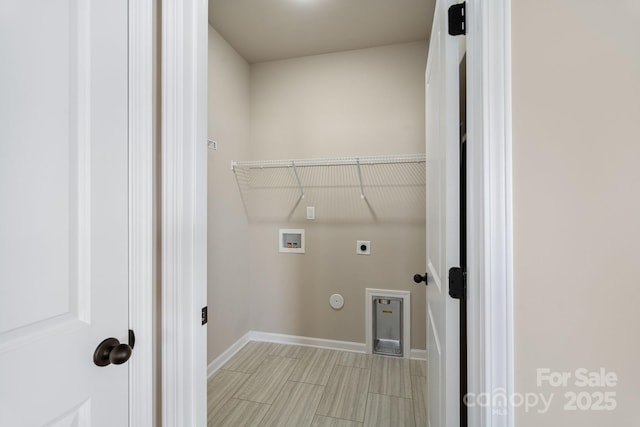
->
[252, 331, 427, 359]
[206, 331, 428, 378]
[128, 0, 154, 426]
[250, 331, 367, 354]
[206, 332, 253, 378]
[364, 289, 411, 358]
[161, 0, 208, 426]
[410, 348, 428, 360]
[164, 2, 513, 426]
[466, 1, 514, 426]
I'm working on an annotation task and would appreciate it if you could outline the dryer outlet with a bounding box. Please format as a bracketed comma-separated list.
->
[356, 240, 371, 255]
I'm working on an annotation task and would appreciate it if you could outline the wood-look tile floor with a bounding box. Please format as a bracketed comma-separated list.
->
[207, 341, 427, 427]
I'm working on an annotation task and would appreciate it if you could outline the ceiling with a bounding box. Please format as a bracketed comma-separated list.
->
[208, 0, 435, 64]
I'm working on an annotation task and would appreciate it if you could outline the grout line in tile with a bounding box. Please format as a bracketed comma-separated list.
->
[318, 414, 365, 425]
[313, 359, 341, 418]
[212, 344, 422, 426]
[267, 377, 298, 409]
[363, 392, 371, 424]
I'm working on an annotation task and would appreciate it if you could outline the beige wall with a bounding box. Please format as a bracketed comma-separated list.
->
[250, 42, 428, 159]
[248, 42, 428, 349]
[208, 39, 427, 362]
[512, 1, 640, 425]
[207, 26, 252, 361]
[208, 39, 428, 361]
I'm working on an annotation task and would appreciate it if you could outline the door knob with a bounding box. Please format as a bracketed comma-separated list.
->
[93, 331, 135, 366]
[413, 273, 428, 285]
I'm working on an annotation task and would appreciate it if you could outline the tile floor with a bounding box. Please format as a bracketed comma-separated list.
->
[207, 341, 427, 427]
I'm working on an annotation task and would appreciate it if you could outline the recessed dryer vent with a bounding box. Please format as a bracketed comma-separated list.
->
[365, 288, 411, 358]
[373, 297, 403, 356]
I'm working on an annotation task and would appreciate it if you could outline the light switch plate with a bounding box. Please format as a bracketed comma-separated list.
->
[306, 206, 315, 220]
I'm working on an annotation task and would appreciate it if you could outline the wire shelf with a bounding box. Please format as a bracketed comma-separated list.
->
[231, 154, 426, 223]
[231, 154, 425, 170]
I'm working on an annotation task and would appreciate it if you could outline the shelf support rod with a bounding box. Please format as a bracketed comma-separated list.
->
[291, 161, 305, 199]
[356, 158, 366, 200]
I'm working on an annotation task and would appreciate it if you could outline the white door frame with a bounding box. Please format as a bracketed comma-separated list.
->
[159, 0, 513, 426]
[466, 1, 514, 426]
[129, 0, 155, 426]
[160, 0, 209, 426]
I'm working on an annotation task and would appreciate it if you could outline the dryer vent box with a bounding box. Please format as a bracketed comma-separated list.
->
[373, 297, 403, 357]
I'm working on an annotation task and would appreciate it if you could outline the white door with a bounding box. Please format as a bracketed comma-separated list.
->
[426, 0, 461, 426]
[0, 1, 130, 425]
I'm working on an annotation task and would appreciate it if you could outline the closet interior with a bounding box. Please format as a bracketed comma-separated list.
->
[206, 0, 432, 381]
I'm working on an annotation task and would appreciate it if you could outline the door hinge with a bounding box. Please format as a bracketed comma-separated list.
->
[448, 2, 466, 36]
[449, 267, 467, 300]
[201, 306, 208, 325]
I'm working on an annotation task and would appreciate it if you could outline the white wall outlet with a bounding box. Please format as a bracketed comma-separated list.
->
[356, 240, 371, 255]
[306, 206, 315, 220]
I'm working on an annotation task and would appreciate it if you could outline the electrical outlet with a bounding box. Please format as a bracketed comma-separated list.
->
[356, 240, 371, 255]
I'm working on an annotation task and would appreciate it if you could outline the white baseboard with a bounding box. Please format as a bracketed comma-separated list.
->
[250, 331, 367, 354]
[207, 330, 427, 378]
[206, 331, 252, 378]
[410, 349, 427, 360]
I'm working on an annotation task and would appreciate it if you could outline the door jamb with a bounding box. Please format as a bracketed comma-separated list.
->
[160, 0, 209, 426]
[129, 0, 155, 425]
[159, 0, 513, 425]
[466, 1, 514, 426]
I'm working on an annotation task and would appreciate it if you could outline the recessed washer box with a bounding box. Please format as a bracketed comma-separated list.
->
[279, 229, 305, 253]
